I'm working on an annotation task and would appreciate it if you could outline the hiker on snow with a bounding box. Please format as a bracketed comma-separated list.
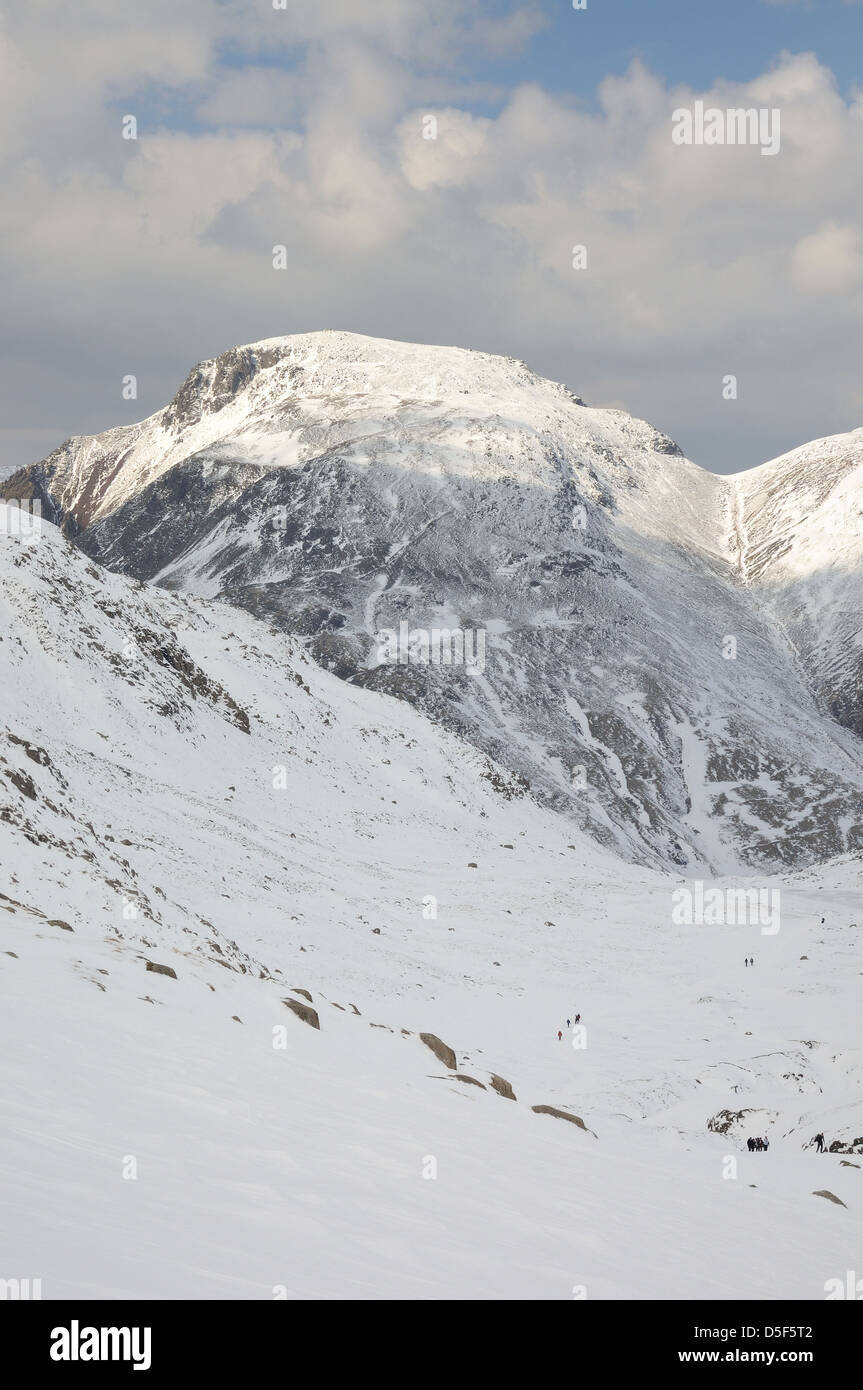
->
[815, 1132, 825, 1153]
[558, 1030, 562, 1041]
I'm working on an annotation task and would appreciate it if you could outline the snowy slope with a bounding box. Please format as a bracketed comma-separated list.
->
[6, 333, 863, 873]
[3, 904, 861, 1301]
[729, 428, 863, 739]
[1, 513, 861, 1299]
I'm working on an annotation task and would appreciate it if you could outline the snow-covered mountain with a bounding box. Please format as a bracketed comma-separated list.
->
[1, 509, 861, 1299]
[6, 332, 862, 874]
[730, 428, 863, 740]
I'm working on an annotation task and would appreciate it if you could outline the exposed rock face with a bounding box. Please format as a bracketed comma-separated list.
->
[489, 1074, 517, 1101]
[145, 961, 176, 979]
[531, 1104, 593, 1133]
[419, 1033, 457, 1070]
[828, 1136, 863, 1154]
[707, 1108, 756, 1136]
[812, 1190, 847, 1207]
[291, 988, 313, 1002]
[283, 997, 320, 1030]
[8, 332, 863, 872]
[454, 1074, 486, 1089]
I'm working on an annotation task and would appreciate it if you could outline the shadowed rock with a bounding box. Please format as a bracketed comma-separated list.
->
[145, 961, 176, 979]
[812, 1190, 846, 1207]
[454, 1074, 486, 1089]
[489, 1073, 517, 1101]
[291, 988, 313, 1002]
[283, 997, 320, 1029]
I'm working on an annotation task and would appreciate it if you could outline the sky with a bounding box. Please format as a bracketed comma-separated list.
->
[1, 0, 862, 476]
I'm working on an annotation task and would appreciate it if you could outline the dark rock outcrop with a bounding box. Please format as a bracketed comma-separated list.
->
[707, 1108, 756, 1136]
[283, 997, 320, 1029]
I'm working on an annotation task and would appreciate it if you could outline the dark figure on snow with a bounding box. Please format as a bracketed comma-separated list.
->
[558, 1030, 562, 1041]
[575, 1013, 581, 1024]
[815, 1132, 825, 1153]
[747, 1137, 754, 1152]
[763, 1137, 769, 1151]
[745, 958, 748, 967]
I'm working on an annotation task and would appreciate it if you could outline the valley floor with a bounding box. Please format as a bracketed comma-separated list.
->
[1, 856, 860, 1300]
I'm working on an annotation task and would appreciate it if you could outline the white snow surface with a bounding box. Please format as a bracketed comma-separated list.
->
[1, 514, 861, 1300]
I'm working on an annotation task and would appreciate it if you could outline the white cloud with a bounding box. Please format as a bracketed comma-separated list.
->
[792, 223, 863, 292]
[399, 110, 492, 190]
[1, 6, 862, 476]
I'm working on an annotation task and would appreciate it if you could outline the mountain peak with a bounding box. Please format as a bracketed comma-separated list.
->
[5, 334, 863, 873]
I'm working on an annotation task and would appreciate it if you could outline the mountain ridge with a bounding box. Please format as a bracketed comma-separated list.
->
[4, 332, 862, 873]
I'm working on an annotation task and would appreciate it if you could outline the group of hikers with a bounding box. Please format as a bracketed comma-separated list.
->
[551, 1004, 834, 1156]
[748, 1132, 830, 1153]
[743, 956, 755, 967]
